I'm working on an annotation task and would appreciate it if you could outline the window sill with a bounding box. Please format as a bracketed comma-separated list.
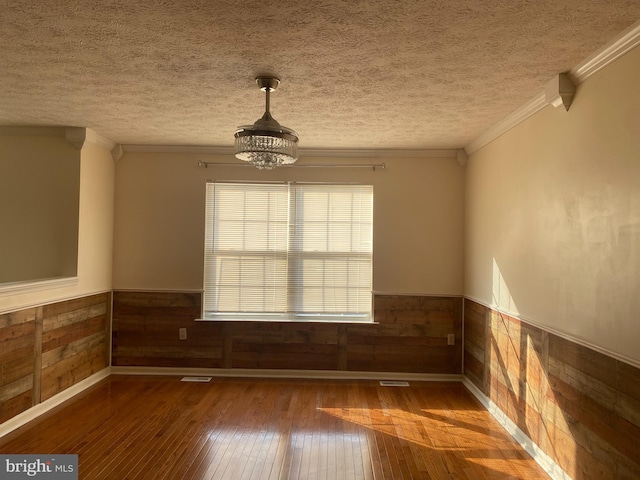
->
[195, 318, 378, 325]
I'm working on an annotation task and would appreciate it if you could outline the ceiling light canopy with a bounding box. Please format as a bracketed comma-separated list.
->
[234, 76, 299, 170]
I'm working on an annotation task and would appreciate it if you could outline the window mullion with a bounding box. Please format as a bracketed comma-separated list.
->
[286, 183, 296, 316]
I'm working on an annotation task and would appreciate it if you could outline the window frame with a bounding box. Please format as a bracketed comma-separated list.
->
[202, 181, 374, 323]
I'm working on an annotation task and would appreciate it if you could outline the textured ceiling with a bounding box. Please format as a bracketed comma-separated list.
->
[1, 1, 639, 150]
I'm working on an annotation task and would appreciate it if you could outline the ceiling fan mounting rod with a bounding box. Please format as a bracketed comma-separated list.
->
[256, 76, 279, 118]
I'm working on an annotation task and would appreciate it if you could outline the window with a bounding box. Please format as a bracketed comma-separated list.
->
[203, 182, 373, 322]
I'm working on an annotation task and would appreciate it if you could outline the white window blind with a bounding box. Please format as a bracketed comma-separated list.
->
[203, 182, 373, 321]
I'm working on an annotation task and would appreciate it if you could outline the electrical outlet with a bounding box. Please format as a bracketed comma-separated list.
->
[179, 328, 187, 340]
[447, 334, 455, 345]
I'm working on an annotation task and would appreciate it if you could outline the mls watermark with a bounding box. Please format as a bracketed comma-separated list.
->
[1, 455, 77, 479]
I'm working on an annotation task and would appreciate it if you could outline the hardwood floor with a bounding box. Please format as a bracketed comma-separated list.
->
[0, 376, 550, 479]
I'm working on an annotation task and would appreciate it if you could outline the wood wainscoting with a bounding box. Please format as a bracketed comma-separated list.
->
[463, 299, 640, 479]
[112, 291, 462, 375]
[0, 292, 111, 424]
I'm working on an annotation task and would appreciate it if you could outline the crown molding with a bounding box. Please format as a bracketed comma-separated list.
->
[465, 18, 640, 155]
[0, 126, 120, 160]
[64, 127, 87, 149]
[65, 127, 122, 161]
[544, 73, 576, 111]
[122, 144, 459, 159]
[572, 18, 640, 83]
[456, 148, 469, 167]
[85, 128, 116, 151]
[299, 148, 458, 158]
[65, 127, 116, 151]
[111, 143, 124, 162]
[465, 93, 546, 154]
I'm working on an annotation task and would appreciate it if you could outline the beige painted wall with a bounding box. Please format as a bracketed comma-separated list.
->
[0, 134, 80, 283]
[112, 154, 465, 295]
[0, 138, 115, 313]
[465, 46, 640, 364]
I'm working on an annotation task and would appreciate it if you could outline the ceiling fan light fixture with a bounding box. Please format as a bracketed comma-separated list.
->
[234, 76, 299, 170]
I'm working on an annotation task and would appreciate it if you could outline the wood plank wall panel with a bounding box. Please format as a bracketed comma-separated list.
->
[463, 299, 640, 479]
[0, 293, 111, 426]
[111, 292, 463, 374]
[349, 295, 462, 373]
[112, 291, 223, 368]
[463, 299, 486, 391]
[0, 308, 37, 423]
[40, 293, 111, 401]
[230, 322, 339, 370]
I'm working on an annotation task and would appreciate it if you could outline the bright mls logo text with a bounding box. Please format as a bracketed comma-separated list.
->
[1, 455, 78, 479]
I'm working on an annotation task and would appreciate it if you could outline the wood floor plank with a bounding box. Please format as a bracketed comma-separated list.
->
[0, 376, 551, 480]
[160, 384, 237, 480]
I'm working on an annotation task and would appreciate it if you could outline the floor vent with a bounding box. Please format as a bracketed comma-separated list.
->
[379, 381, 410, 387]
[181, 376, 213, 383]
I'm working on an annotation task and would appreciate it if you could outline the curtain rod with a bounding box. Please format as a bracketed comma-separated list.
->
[197, 161, 385, 171]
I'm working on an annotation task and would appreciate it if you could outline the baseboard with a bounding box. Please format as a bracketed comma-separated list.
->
[0, 367, 111, 439]
[461, 377, 571, 480]
[110, 366, 463, 382]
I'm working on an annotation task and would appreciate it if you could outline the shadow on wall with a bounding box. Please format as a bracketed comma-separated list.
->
[463, 259, 640, 479]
